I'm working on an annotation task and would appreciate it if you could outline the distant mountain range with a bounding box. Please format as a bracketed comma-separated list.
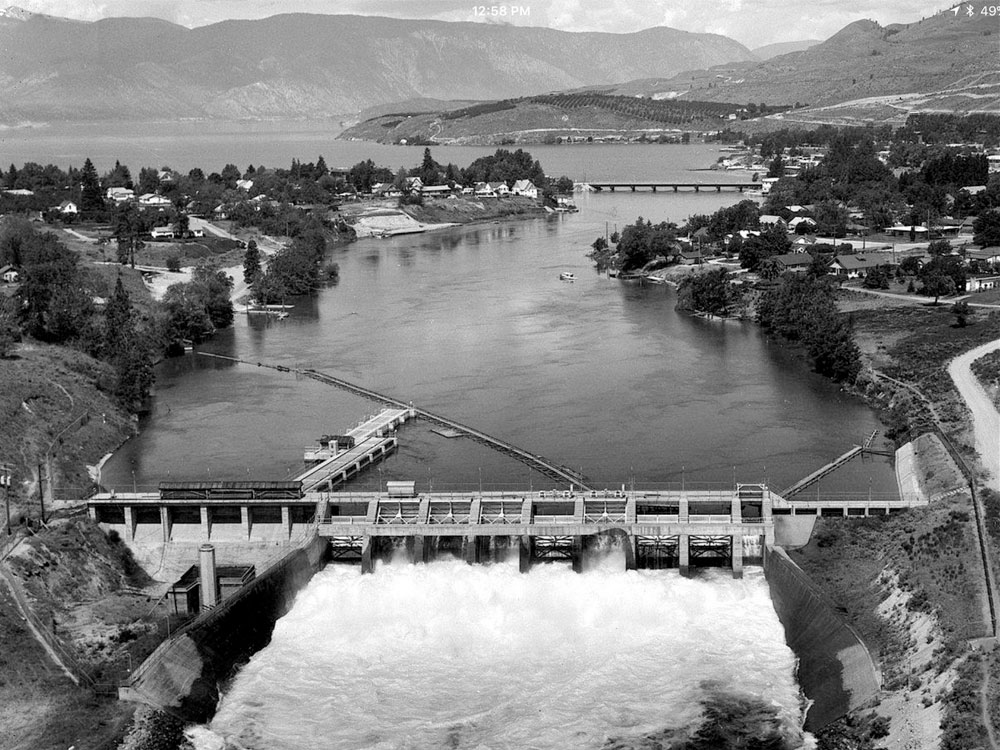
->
[660, 13, 997, 112]
[750, 40, 822, 59]
[0, 8, 755, 124]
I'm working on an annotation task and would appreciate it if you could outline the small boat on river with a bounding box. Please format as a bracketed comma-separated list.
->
[559, 272, 576, 281]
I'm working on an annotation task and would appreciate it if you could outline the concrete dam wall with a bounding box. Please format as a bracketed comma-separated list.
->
[121, 534, 328, 722]
[765, 545, 882, 731]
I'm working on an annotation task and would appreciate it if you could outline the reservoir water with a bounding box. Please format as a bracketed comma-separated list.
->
[191, 562, 810, 750]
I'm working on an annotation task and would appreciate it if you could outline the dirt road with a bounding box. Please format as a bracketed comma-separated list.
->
[948, 339, 1000, 492]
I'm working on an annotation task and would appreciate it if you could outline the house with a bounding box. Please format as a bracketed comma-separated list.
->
[58, 200, 78, 215]
[106, 187, 134, 203]
[460, 186, 474, 195]
[150, 226, 175, 240]
[967, 275, 1000, 293]
[967, 248, 1000, 265]
[830, 252, 898, 279]
[758, 215, 786, 229]
[3, 188, 33, 196]
[772, 253, 813, 273]
[488, 181, 510, 197]
[0, 265, 18, 283]
[678, 249, 703, 265]
[420, 185, 452, 196]
[511, 180, 538, 199]
[691, 227, 711, 244]
[138, 193, 172, 209]
[884, 225, 929, 237]
[961, 185, 987, 195]
[157, 169, 175, 183]
[788, 217, 816, 231]
[473, 182, 495, 197]
[404, 176, 423, 193]
[235, 179, 254, 192]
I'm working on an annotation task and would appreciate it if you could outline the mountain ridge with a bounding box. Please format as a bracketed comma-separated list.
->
[0, 12, 755, 124]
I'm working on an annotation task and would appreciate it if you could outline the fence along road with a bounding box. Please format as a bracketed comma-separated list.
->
[197, 353, 592, 490]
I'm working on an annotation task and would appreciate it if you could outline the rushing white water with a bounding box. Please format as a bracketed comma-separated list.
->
[192, 558, 812, 750]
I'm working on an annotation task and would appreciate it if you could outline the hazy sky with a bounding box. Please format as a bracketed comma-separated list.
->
[12, 0, 955, 47]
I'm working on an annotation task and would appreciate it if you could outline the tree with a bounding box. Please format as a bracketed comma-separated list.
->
[137, 166, 160, 195]
[243, 239, 262, 285]
[79, 157, 104, 215]
[103, 277, 133, 361]
[973, 209, 1000, 247]
[0, 297, 20, 358]
[418, 148, 440, 186]
[920, 269, 956, 304]
[766, 156, 785, 178]
[220, 164, 242, 189]
[113, 202, 146, 268]
[952, 299, 972, 327]
[17, 230, 94, 343]
[191, 266, 234, 329]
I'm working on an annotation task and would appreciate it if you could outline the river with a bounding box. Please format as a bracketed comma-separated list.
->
[97, 176, 895, 495]
[33, 126, 888, 747]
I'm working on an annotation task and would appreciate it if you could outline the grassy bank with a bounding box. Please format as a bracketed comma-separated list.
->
[402, 195, 546, 225]
[787, 290, 1000, 748]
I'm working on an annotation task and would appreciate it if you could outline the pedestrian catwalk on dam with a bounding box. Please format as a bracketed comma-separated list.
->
[197, 352, 590, 489]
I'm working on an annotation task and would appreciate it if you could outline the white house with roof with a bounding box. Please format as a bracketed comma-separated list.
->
[420, 184, 452, 196]
[139, 193, 172, 209]
[150, 226, 175, 239]
[488, 181, 510, 196]
[758, 215, 786, 228]
[106, 187, 134, 204]
[788, 216, 816, 231]
[473, 182, 495, 197]
[0, 265, 18, 283]
[511, 180, 538, 199]
[58, 200, 78, 215]
[235, 179, 254, 192]
[831, 252, 897, 279]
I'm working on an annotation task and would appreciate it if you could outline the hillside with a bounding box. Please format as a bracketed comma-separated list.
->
[339, 93, 761, 145]
[751, 40, 822, 59]
[0, 10, 754, 124]
[672, 12, 998, 111]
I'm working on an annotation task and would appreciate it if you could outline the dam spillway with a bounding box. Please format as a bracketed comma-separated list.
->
[189, 561, 809, 750]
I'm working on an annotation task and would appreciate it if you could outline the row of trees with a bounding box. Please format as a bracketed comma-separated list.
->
[756, 274, 862, 383]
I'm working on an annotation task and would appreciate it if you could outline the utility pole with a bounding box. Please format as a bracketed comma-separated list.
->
[1, 465, 11, 535]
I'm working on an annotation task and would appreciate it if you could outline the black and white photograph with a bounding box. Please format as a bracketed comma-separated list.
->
[0, 1, 998, 748]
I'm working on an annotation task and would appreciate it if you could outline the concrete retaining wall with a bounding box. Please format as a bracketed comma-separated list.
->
[121, 534, 327, 722]
[764, 546, 881, 731]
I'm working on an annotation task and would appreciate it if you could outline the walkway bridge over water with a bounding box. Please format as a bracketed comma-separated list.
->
[198, 353, 590, 489]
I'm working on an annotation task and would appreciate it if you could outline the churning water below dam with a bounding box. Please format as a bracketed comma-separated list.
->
[188, 558, 813, 750]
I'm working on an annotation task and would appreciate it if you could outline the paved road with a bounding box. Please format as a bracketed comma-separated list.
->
[949, 339, 1000, 492]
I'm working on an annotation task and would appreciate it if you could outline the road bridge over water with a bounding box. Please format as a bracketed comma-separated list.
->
[586, 182, 759, 193]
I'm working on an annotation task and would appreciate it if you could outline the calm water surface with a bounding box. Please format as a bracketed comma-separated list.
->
[96, 148, 894, 495]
